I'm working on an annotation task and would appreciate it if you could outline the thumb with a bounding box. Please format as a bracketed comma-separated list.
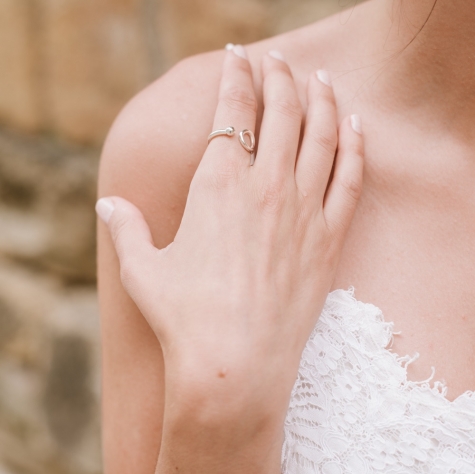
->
[96, 196, 159, 291]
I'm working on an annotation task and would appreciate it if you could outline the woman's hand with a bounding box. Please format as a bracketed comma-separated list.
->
[96, 45, 364, 473]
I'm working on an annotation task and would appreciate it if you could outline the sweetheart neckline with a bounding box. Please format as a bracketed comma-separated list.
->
[327, 288, 475, 406]
[282, 289, 475, 473]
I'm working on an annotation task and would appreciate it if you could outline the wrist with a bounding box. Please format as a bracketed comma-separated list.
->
[164, 363, 276, 427]
[158, 392, 285, 474]
[159, 356, 289, 470]
[164, 347, 292, 426]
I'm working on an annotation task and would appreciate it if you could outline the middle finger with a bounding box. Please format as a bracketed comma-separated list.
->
[254, 51, 303, 178]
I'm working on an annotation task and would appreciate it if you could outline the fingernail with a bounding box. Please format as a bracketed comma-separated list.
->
[316, 69, 331, 87]
[351, 114, 362, 135]
[96, 198, 115, 224]
[231, 44, 248, 60]
[225, 43, 234, 51]
[268, 50, 285, 62]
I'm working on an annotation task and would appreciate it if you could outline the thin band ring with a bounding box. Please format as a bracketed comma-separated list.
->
[208, 126, 235, 143]
[207, 126, 256, 166]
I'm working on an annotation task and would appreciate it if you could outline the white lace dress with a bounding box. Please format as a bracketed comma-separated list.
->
[282, 289, 475, 474]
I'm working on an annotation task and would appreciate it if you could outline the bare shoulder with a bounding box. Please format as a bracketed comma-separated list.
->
[98, 12, 344, 241]
[98, 50, 227, 242]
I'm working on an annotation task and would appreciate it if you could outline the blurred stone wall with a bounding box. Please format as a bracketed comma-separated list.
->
[0, 1, 344, 473]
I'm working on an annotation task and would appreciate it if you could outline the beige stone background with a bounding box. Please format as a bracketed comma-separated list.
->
[0, 0, 352, 472]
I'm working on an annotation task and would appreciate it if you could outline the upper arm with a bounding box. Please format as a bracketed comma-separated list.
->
[97, 51, 223, 474]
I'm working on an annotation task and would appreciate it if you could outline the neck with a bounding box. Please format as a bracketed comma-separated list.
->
[347, 0, 475, 138]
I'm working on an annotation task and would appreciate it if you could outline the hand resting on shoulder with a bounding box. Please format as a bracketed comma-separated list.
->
[97, 45, 364, 474]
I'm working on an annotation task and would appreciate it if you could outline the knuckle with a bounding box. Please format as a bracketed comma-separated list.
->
[268, 96, 302, 120]
[318, 88, 337, 108]
[111, 215, 131, 250]
[349, 139, 364, 158]
[221, 85, 258, 113]
[119, 255, 139, 290]
[111, 216, 148, 292]
[200, 160, 241, 192]
[323, 213, 345, 244]
[256, 178, 287, 213]
[308, 127, 337, 155]
[339, 174, 363, 202]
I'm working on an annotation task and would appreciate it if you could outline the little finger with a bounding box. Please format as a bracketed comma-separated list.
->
[295, 70, 338, 202]
[323, 115, 364, 240]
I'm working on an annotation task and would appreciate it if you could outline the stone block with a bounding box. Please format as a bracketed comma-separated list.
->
[159, 0, 273, 63]
[0, 129, 99, 282]
[41, 0, 152, 145]
[0, 260, 101, 474]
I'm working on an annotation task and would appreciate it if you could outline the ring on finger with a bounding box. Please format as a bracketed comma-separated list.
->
[239, 129, 256, 166]
[207, 127, 257, 166]
[207, 126, 235, 143]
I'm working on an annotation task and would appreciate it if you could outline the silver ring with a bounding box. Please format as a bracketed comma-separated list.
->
[208, 126, 235, 143]
[207, 126, 256, 166]
[239, 129, 256, 166]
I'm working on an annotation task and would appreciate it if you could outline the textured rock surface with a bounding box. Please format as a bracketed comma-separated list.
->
[0, 1, 344, 473]
[0, 129, 98, 282]
[0, 128, 101, 474]
[0, 260, 101, 474]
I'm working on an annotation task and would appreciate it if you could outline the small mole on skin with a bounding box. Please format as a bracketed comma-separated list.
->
[218, 367, 228, 378]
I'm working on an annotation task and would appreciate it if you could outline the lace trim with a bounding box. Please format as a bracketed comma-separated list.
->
[282, 288, 475, 474]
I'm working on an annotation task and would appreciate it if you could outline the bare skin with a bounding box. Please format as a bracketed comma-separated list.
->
[97, 0, 475, 472]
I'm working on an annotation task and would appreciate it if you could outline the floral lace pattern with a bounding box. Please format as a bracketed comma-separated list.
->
[282, 289, 475, 474]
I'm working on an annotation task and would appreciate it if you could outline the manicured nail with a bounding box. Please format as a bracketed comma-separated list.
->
[351, 114, 362, 134]
[268, 50, 285, 62]
[232, 44, 248, 60]
[225, 43, 234, 51]
[316, 69, 331, 87]
[96, 198, 115, 224]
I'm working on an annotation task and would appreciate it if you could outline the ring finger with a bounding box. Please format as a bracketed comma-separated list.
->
[202, 44, 258, 173]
